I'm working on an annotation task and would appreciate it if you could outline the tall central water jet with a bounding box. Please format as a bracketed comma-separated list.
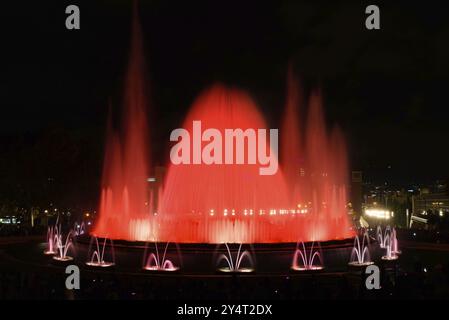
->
[158, 85, 290, 243]
[93, 4, 152, 241]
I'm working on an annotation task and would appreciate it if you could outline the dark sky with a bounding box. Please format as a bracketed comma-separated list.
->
[1, 0, 449, 194]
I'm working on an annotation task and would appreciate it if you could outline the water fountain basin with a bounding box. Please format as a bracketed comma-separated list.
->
[217, 267, 255, 274]
[86, 261, 116, 268]
[53, 256, 74, 262]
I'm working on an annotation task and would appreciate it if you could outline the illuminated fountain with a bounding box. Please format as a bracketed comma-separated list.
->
[44, 216, 62, 255]
[377, 225, 391, 249]
[86, 237, 115, 267]
[377, 225, 400, 256]
[74, 221, 86, 236]
[143, 242, 179, 272]
[53, 229, 75, 262]
[216, 243, 255, 273]
[381, 234, 398, 261]
[281, 65, 303, 207]
[93, 4, 151, 241]
[93, 6, 354, 245]
[381, 227, 400, 261]
[291, 241, 324, 271]
[157, 82, 353, 243]
[391, 227, 401, 255]
[44, 225, 57, 255]
[348, 231, 373, 266]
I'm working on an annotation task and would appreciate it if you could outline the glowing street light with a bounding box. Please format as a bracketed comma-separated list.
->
[364, 208, 392, 220]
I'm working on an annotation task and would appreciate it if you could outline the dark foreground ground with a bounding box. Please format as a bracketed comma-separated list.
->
[0, 230, 448, 299]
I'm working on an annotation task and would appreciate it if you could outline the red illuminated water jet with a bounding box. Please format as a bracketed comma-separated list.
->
[155, 79, 353, 243]
[280, 68, 352, 241]
[157, 85, 290, 243]
[93, 5, 152, 241]
[93, 8, 353, 243]
[281, 65, 303, 205]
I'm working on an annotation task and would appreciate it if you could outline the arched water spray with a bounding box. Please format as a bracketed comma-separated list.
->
[381, 228, 399, 261]
[74, 221, 86, 236]
[215, 243, 255, 273]
[291, 241, 324, 271]
[53, 228, 75, 262]
[377, 225, 391, 249]
[86, 236, 115, 267]
[348, 230, 373, 266]
[143, 242, 180, 272]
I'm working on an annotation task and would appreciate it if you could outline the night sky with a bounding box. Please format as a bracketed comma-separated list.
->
[1, 0, 449, 209]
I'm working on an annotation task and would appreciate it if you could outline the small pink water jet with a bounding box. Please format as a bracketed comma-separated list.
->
[142, 242, 179, 272]
[216, 243, 255, 273]
[291, 241, 324, 271]
[86, 237, 115, 267]
[44, 225, 57, 255]
[380, 226, 400, 261]
[348, 231, 373, 266]
[53, 229, 75, 262]
[377, 225, 391, 249]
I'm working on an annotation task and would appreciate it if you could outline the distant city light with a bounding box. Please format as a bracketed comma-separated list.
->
[200, 207, 314, 217]
[364, 208, 392, 220]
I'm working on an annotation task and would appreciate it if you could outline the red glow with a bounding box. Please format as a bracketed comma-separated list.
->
[156, 85, 291, 243]
[153, 80, 353, 243]
[93, 11, 354, 243]
[93, 7, 151, 241]
[281, 64, 303, 205]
